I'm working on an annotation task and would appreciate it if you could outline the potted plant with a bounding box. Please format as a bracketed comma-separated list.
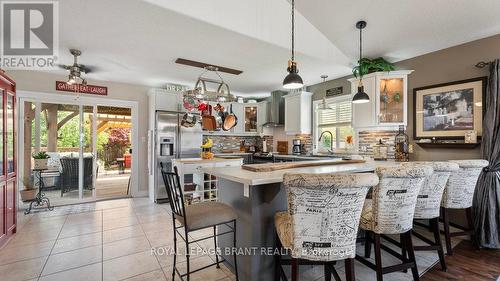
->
[20, 177, 37, 202]
[352, 57, 395, 78]
[32, 151, 50, 170]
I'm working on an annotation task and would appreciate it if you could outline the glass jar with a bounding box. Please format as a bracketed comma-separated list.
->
[394, 125, 409, 162]
[373, 139, 388, 161]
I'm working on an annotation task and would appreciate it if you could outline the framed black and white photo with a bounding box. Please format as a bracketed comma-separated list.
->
[413, 77, 486, 140]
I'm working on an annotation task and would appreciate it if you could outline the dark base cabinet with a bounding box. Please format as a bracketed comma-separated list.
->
[0, 71, 16, 248]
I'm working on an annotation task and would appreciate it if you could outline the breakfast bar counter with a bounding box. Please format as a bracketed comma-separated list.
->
[204, 160, 398, 281]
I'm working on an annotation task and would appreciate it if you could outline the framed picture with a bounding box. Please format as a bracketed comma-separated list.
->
[413, 77, 487, 140]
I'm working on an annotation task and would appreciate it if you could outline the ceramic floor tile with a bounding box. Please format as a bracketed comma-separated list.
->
[52, 232, 102, 254]
[145, 229, 174, 248]
[42, 245, 102, 275]
[102, 215, 139, 231]
[103, 224, 145, 244]
[0, 256, 48, 281]
[39, 262, 102, 281]
[103, 236, 151, 260]
[0, 240, 54, 265]
[103, 250, 160, 281]
[8, 228, 61, 246]
[59, 222, 102, 239]
[123, 269, 168, 281]
[174, 255, 228, 281]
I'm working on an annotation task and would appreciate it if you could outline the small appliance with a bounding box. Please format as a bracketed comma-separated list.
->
[292, 139, 302, 155]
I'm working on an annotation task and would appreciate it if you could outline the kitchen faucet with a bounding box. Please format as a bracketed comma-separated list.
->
[318, 130, 334, 153]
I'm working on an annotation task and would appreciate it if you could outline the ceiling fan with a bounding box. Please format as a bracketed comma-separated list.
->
[58, 49, 97, 86]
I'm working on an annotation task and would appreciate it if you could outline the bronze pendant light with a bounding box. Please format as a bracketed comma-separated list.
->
[283, 0, 304, 89]
[352, 20, 370, 104]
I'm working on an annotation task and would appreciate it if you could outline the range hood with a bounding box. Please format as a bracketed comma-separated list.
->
[263, 90, 286, 127]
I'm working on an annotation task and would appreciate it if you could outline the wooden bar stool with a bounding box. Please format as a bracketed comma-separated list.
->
[357, 165, 433, 281]
[274, 173, 379, 281]
[399, 161, 460, 271]
[440, 159, 488, 255]
[161, 166, 239, 281]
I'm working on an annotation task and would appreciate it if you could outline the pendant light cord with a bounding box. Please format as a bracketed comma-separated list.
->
[291, 0, 295, 61]
[359, 24, 362, 79]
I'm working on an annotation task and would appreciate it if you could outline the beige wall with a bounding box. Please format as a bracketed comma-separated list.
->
[307, 33, 500, 161]
[6, 70, 150, 194]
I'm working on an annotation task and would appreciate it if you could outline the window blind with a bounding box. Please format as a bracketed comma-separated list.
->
[317, 99, 352, 128]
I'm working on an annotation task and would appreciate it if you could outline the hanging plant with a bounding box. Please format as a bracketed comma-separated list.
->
[352, 57, 395, 78]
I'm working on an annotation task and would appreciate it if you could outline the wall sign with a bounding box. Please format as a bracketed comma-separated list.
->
[164, 83, 187, 92]
[326, 86, 343, 97]
[56, 81, 108, 95]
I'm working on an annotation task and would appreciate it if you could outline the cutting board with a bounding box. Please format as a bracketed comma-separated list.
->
[242, 159, 366, 172]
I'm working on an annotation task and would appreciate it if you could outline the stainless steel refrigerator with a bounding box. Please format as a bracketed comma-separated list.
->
[154, 111, 202, 203]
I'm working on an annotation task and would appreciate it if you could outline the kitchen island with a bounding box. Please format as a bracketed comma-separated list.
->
[203, 159, 397, 281]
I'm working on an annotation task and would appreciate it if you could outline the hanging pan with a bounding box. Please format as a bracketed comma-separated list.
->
[222, 104, 238, 131]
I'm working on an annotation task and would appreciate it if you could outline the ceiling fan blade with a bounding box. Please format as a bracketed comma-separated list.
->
[57, 64, 71, 70]
[79, 64, 98, 74]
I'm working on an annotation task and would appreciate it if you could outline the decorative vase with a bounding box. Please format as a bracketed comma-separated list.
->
[33, 158, 48, 169]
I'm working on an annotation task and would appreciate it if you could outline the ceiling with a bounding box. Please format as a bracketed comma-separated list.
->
[47, 0, 500, 97]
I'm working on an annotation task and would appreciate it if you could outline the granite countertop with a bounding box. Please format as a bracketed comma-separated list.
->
[214, 152, 253, 155]
[173, 157, 243, 164]
[203, 160, 399, 186]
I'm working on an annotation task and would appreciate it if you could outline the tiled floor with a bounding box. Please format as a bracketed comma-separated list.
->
[2, 198, 463, 281]
[2, 198, 234, 281]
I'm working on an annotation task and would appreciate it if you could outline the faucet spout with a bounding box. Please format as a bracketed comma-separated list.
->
[318, 130, 334, 153]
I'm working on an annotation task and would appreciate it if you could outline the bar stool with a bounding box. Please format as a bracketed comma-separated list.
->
[274, 173, 379, 281]
[161, 166, 239, 281]
[441, 159, 488, 255]
[400, 161, 459, 271]
[357, 165, 433, 281]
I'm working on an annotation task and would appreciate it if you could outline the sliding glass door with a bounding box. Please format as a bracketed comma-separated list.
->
[20, 100, 134, 207]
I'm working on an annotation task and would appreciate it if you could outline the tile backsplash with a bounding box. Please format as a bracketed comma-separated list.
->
[357, 130, 398, 159]
[204, 135, 272, 153]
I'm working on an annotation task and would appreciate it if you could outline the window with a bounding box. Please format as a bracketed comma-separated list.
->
[313, 96, 354, 152]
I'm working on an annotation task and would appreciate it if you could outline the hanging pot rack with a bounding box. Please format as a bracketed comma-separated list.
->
[183, 66, 235, 103]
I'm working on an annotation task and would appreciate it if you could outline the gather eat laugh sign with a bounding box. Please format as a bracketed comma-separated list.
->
[55, 81, 108, 96]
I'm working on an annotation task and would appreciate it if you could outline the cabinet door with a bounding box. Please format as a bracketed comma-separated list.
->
[231, 103, 245, 134]
[257, 102, 267, 134]
[0, 183, 5, 242]
[351, 76, 376, 128]
[284, 94, 301, 133]
[376, 76, 407, 126]
[6, 93, 14, 176]
[244, 105, 258, 133]
[6, 179, 15, 232]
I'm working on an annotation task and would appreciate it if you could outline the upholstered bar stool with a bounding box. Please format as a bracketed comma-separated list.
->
[358, 165, 433, 281]
[274, 173, 379, 281]
[161, 166, 239, 281]
[400, 161, 459, 271]
[441, 159, 488, 255]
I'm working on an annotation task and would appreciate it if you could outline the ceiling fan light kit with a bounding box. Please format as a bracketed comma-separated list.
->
[282, 0, 304, 90]
[352, 20, 370, 104]
[60, 49, 92, 86]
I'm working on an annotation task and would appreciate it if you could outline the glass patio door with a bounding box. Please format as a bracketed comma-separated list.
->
[22, 101, 96, 206]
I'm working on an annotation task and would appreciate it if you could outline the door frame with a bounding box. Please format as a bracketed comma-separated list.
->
[16, 90, 139, 199]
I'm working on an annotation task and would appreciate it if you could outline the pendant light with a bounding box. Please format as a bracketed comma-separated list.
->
[352, 20, 370, 104]
[283, 0, 304, 89]
[318, 75, 331, 112]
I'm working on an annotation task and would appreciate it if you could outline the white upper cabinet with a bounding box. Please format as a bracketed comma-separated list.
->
[349, 70, 413, 129]
[284, 91, 313, 135]
[214, 101, 268, 136]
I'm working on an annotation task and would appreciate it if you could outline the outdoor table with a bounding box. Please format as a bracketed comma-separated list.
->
[25, 168, 55, 214]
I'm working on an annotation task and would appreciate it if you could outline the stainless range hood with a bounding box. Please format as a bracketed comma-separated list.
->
[263, 90, 286, 127]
